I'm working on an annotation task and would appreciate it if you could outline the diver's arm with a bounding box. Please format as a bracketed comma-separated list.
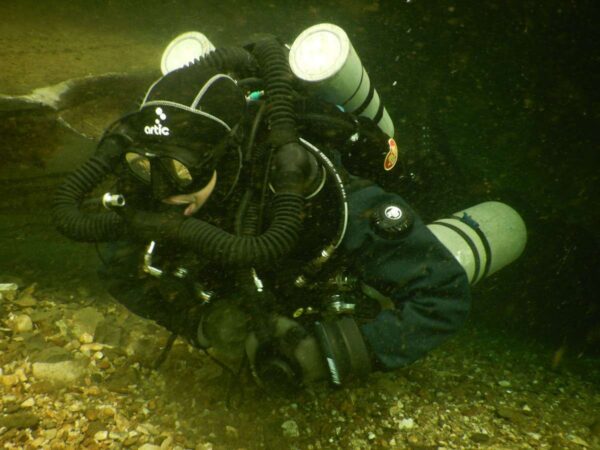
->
[96, 241, 203, 342]
[344, 184, 471, 369]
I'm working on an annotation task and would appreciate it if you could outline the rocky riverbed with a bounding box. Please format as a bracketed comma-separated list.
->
[1, 279, 598, 449]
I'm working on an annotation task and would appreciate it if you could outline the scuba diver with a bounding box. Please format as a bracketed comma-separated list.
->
[52, 25, 526, 389]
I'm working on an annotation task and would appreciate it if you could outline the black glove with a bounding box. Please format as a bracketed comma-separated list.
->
[245, 315, 328, 390]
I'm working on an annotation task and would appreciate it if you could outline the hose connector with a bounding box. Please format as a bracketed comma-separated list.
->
[101, 193, 126, 209]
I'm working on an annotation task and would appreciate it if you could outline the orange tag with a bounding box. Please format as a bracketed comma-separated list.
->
[384, 138, 398, 171]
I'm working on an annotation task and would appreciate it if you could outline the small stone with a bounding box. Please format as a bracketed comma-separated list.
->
[281, 419, 300, 438]
[72, 307, 104, 337]
[498, 380, 511, 387]
[85, 409, 98, 421]
[96, 358, 111, 369]
[86, 386, 101, 396]
[109, 431, 128, 441]
[123, 432, 139, 446]
[32, 346, 73, 363]
[398, 418, 415, 430]
[20, 398, 35, 408]
[14, 294, 37, 307]
[160, 436, 174, 449]
[567, 435, 590, 447]
[12, 314, 33, 333]
[45, 428, 58, 439]
[1, 374, 20, 387]
[496, 406, 523, 424]
[80, 343, 104, 353]
[0, 412, 39, 430]
[0, 283, 19, 301]
[79, 333, 94, 344]
[470, 432, 490, 443]
[100, 406, 115, 418]
[94, 430, 108, 441]
[32, 360, 86, 385]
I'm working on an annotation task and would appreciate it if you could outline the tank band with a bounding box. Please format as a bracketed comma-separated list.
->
[343, 67, 365, 108]
[353, 82, 375, 117]
[431, 220, 481, 283]
[456, 214, 493, 281]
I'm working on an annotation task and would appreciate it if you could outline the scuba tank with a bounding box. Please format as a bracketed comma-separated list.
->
[160, 31, 216, 75]
[428, 202, 527, 284]
[289, 23, 395, 139]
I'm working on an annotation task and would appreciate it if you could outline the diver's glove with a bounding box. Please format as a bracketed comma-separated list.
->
[246, 315, 374, 391]
[196, 299, 250, 361]
[245, 315, 329, 391]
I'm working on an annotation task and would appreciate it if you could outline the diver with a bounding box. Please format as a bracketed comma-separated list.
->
[52, 25, 525, 389]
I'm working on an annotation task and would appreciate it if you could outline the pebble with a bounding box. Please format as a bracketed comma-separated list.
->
[12, 314, 33, 333]
[80, 343, 104, 352]
[528, 432, 541, 440]
[109, 430, 128, 441]
[470, 432, 490, 443]
[72, 307, 104, 337]
[32, 360, 85, 385]
[94, 430, 108, 441]
[1, 374, 20, 387]
[79, 332, 94, 344]
[282, 419, 300, 438]
[20, 398, 35, 408]
[498, 380, 511, 387]
[100, 406, 116, 418]
[0, 412, 39, 430]
[123, 433, 139, 446]
[0, 283, 19, 301]
[398, 418, 415, 430]
[567, 434, 590, 447]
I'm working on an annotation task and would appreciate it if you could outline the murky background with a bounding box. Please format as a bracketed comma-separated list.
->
[1, 1, 598, 449]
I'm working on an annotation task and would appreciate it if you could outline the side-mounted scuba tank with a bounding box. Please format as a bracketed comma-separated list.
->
[289, 23, 395, 139]
[160, 31, 216, 75]
[428, 201, 527, 284]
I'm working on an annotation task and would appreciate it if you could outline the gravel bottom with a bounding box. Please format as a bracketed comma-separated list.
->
[1, 281, 599, 450]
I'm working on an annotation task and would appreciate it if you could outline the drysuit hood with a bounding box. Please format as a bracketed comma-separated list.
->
[108, 65, 247, 196]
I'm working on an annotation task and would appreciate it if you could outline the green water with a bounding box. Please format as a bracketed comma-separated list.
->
[0, 1, 598, 448]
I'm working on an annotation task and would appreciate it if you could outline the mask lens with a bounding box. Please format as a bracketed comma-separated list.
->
[169, 159, 193, 187]
[125, 152, 151, 182]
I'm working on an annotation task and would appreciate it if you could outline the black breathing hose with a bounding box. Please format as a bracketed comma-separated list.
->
[52, 143, 126, 242]
[177, 37, 307, 266]
[191, 46, 260, 76]
[52, 38, 308, 268]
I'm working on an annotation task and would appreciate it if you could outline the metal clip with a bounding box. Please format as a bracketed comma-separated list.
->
[143, 241, 164, 278]
[251, 268, 264, 293]
[327, 294, 356, 314]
